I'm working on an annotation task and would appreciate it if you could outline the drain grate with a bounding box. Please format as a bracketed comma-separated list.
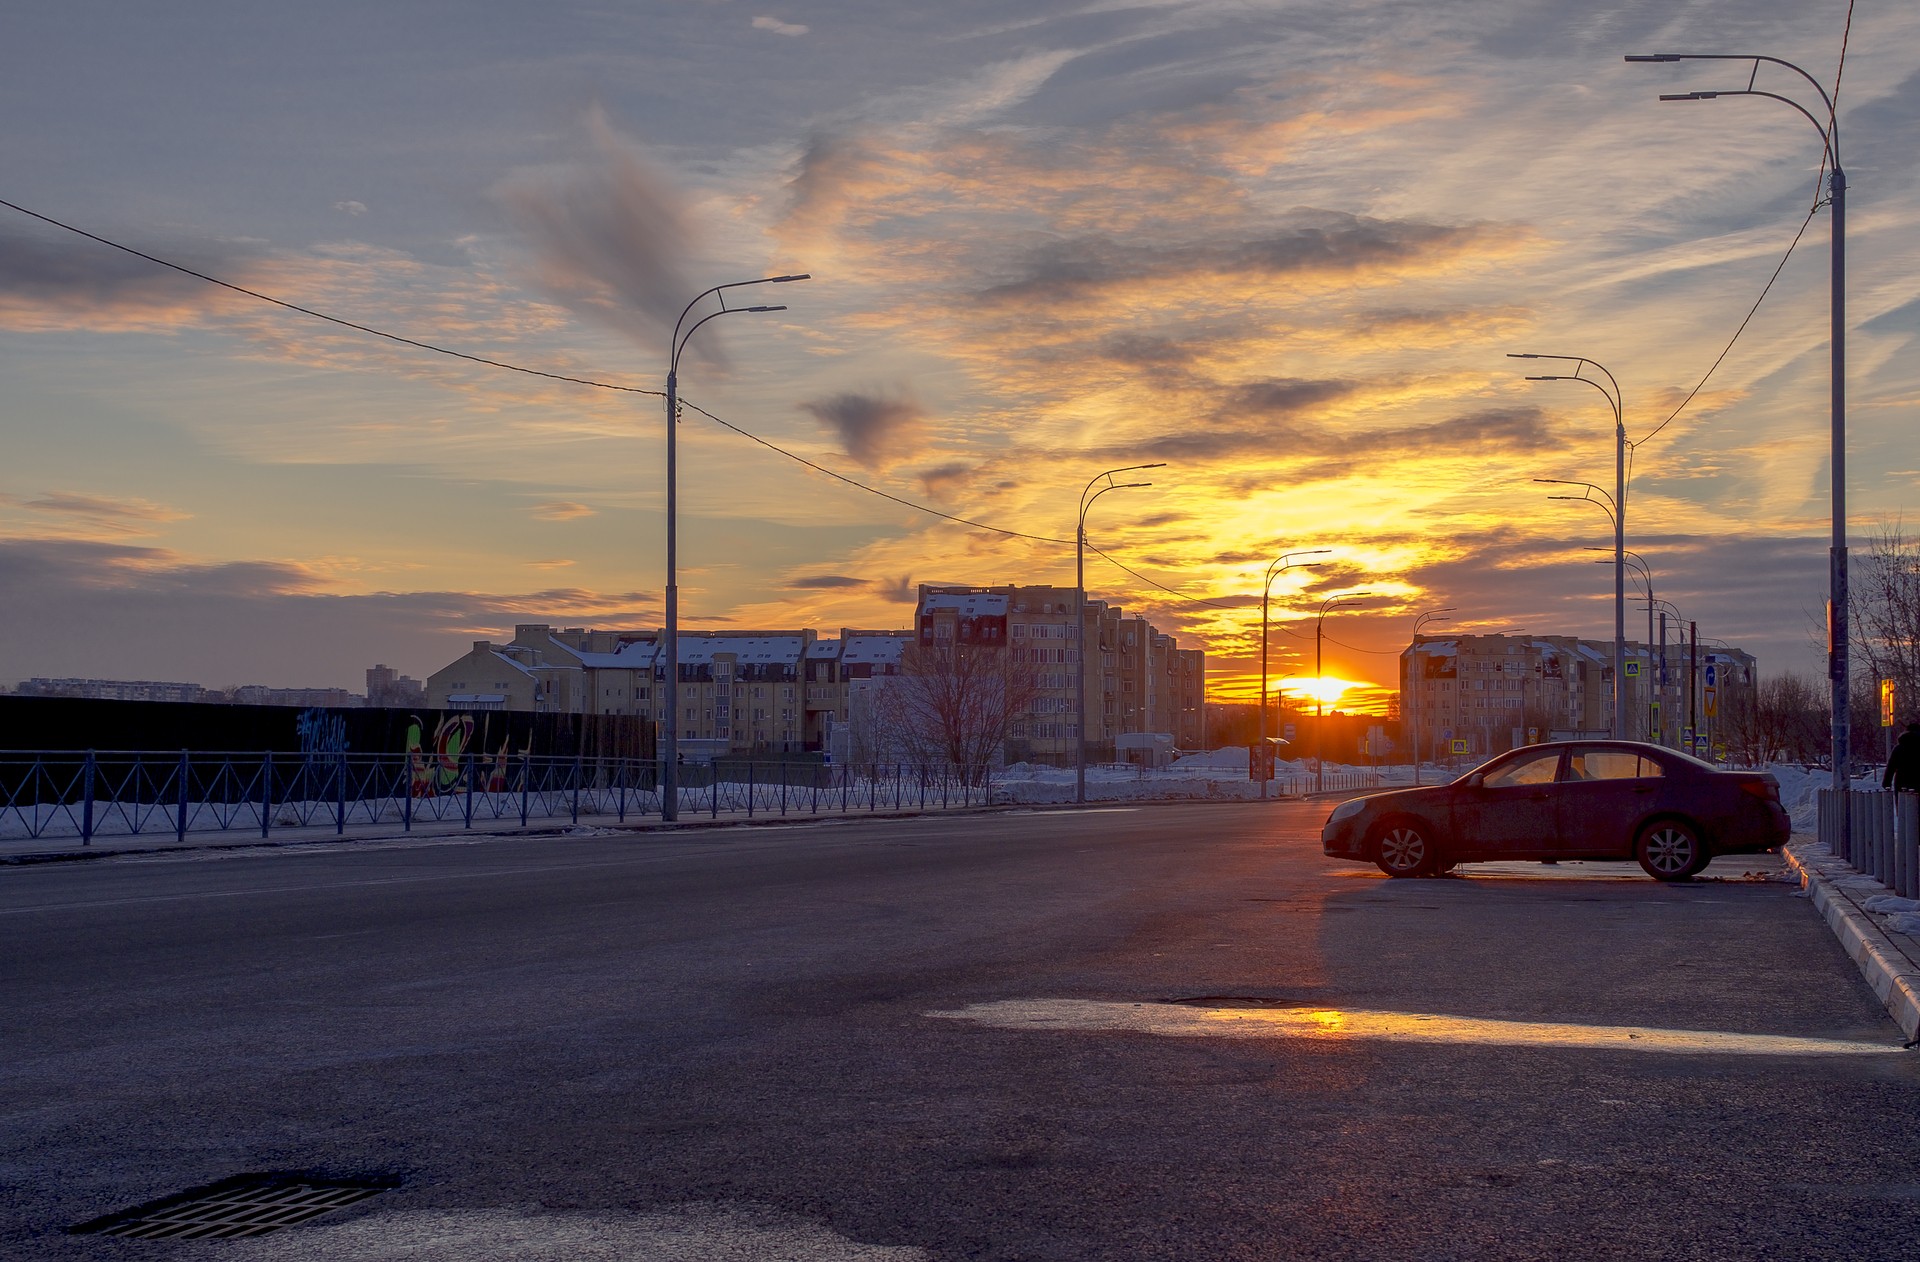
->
[71, 1172, 397, 1240]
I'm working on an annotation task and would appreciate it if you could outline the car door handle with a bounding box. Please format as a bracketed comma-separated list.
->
[1529, 791, 1551, 801]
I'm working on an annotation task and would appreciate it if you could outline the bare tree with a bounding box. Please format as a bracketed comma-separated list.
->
[1728, 672, 1825, 765]
[1851, 521, 1920, 735]
[882, 639, 1041, 777]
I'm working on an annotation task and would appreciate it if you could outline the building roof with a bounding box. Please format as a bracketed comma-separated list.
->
[842, 633, 908, 665]
[806, 639, 841, 659]
[675, 635, 807, 665]
[489, 651, 537, 677]
[921, 591, 1009, 617]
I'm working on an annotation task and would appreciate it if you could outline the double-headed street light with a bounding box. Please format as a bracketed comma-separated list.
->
[1536, 477, 1624, 738]
[1409, 607, 1455, 786]
[1514, 354, 1627, 741]
[662, 273, 809, 820]
[1258, 549, 1330, 800]
[1315, 592, 1370, 793]
[1076, 464, 1163, 805]
[1625, 50, 1848, 790]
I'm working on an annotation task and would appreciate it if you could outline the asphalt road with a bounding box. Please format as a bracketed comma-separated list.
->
[3, 802, 1918, 1260]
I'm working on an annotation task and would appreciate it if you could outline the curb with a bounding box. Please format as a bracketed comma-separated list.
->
[1783, 840, 1920, 1043]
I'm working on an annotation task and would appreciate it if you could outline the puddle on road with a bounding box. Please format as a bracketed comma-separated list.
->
[930, 998, 1905, 1057]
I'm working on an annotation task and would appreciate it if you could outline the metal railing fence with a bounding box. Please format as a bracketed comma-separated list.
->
[1817, 788, 1920, 899]
[0, 751, 1004, 846]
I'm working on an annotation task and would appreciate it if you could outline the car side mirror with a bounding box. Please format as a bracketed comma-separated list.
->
[1466, 772, 1486, 788]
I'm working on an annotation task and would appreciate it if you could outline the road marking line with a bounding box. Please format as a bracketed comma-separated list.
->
[929, 999, 1906, 1056]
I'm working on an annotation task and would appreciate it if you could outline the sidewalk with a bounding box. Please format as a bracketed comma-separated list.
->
[1784, 836, 1920, 1043]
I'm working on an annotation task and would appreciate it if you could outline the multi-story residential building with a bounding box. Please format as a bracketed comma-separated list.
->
[915, 582, 1206, 764]
[17, 678, 208, 704]
[425, 592, 1205, 767]
[1400, 632, 1758, 760]
[365, 664, 426, 708]
[426, 624, 918, 759]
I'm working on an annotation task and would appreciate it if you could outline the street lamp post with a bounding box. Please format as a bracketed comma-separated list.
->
[1647, 597, 1693, 751]
[1258, 549, 1330, 799]
[1410, 607, 1455, 785]
[662, 273, 809, 821]
[1513, 354, 1626, 741]
[1536, 477, 1623, 737]
[1591, 548, 1656, 741]
[1076, 464, 1162, 805]
[1626, 50, 1848, 790]
[1315, 592, 1370, 793]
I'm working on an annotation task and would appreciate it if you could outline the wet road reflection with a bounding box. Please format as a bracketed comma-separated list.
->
[931, 998, 1906, 1056]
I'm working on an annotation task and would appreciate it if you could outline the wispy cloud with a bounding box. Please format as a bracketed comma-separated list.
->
[530, 501, 596, 521]
[752, 15, 808, 37]
[495, 106, 696, 354]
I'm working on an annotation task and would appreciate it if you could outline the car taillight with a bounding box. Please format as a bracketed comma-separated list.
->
[1740, 779, 1780, 803]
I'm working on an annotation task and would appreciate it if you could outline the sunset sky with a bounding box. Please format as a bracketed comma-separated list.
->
[3, 1, 1918, 711]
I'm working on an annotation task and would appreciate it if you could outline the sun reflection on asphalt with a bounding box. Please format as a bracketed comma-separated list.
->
[930, 999, 1904, 1056]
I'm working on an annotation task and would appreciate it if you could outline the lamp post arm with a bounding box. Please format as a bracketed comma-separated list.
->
[1633, 53, 1836, 146]
[672, 274, 811, 356]
[1662, 90, 1837, 168]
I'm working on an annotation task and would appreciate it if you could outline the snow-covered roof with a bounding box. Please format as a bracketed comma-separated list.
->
[842, 634, 908, 665]
[806, 638, 841, 659]
[675, 635, 806, 665]
[1413, 640, 1458, 656]
[545, 630, 648, 668]
[489, 651, 536, 677]
[921, 592, 1008, 617]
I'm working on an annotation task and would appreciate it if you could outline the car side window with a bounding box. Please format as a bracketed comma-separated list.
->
[1483, 751, 1561, 788]
[1566, 749, 1658, 781]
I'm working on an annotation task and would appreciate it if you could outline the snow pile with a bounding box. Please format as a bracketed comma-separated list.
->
[989, 755, 1390, 805]
[1862, 894, 1920, 938]
[1762, 763, 1823, 833]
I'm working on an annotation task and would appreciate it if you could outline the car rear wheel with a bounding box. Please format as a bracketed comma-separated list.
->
[1372, 820, 1436, 878]
[1636, 819, 1706, 882]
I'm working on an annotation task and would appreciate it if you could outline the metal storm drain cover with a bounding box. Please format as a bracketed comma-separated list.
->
[71, 1172, 397, 1240]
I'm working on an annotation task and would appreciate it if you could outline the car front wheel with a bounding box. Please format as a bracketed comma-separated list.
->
[1636, 819, 1706, 882]
[1372, 820, 1436, 878]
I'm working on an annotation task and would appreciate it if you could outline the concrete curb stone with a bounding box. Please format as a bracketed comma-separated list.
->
[1783, 838, 1920, 1043]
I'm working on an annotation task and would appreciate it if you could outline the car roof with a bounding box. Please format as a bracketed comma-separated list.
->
[1496, 740, 1719, 771]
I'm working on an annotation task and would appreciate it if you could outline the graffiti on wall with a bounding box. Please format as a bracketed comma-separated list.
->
[295, 708, 350, 756]
[405, 714, 519, 796]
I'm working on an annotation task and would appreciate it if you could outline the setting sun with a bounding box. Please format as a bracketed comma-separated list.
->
[1281, 677, 1366, 710]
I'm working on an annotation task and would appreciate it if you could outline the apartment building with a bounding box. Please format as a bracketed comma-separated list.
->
[426, 623, 915, 758]
[915, 583, 1206, 763]
[1400, 632, 1758, 759]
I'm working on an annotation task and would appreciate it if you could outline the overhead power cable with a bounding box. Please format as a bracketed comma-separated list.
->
[0, 195, 1259, 603]
[0, 195, 1081, 548]
[672, 398, 1069, 545]
[1080, 541, 1244, 611]
[1633, 12, 1853, 452]
[0, 196, 668, 400]
[1633, 204, 1819, 449]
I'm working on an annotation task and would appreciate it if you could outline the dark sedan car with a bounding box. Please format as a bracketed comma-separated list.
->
[1321, 740, 1791, 880]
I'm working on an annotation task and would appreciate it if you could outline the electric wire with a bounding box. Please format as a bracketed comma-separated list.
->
[0, 196, 670, 400]
[1632, 203, 1820, 449]
[0, 196, 1217, 586]
[672, 398, 1070, 545]
[1632, 13, 1853, 452]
